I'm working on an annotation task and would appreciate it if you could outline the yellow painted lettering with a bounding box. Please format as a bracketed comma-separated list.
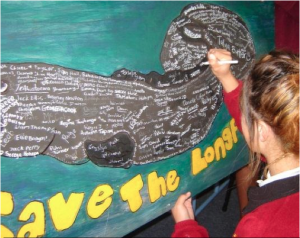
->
[148, 171, 167, 203]
[222, 127, 233, 150]
[230, 118, 238, 143]
[48, 192, 84, 231]
[17, 201, 45, 238]
[191, 148, 208, 175]
[204, 146, 215, 163]
[214, 137, 226, 161]
[120, 174, 143, 213]
[87, 184, 114, 219]
[191, 119, 239, 175]
[1, 191, 14, 216]
[1, 225, 14, 238]
[166, 170, 180, 192]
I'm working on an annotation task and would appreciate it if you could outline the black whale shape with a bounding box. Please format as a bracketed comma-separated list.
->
[0, 3, 255, 168]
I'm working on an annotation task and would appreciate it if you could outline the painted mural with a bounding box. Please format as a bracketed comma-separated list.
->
[1, 1, 274, 237]
[1, 3, 255, 168]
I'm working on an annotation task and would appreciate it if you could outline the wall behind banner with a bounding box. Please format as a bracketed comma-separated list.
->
[1, 1, 274, 237]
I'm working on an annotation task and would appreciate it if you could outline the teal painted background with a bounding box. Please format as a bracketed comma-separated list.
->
[1, 1, 274, 237]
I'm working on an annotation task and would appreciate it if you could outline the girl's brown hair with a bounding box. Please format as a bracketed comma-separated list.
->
[240, 50, 299, 178]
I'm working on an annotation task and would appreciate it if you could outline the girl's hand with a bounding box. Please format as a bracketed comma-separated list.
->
[171, 192, 195, 223]
[208, 49, 238, 93]
[208, 49, 232, 79]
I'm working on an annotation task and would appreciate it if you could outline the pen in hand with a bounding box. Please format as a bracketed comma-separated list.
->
[188, 60, 238, 78]
[200, 60, 238, 66]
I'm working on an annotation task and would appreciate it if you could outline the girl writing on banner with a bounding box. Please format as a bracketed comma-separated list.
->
[171, 49, 299, 237]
